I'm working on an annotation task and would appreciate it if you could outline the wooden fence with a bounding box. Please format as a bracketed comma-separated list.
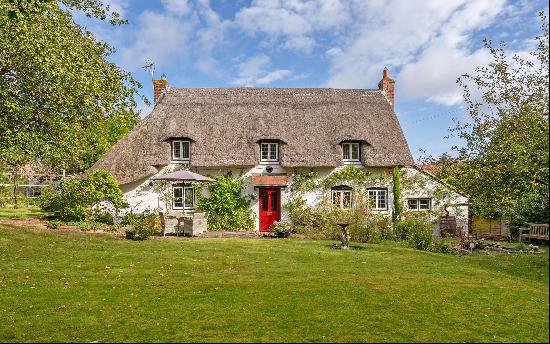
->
[471, 216, 510, 237]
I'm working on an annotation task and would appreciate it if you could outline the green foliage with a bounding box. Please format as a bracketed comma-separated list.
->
[269, 221, 291, 233]
[46, 219, 63, 229]
[39, 170, 126, 221]
[322, 165, 373, 188]
[286, 197, 393, 243]
[291, 169, 318, 192]
[0, 0, 143, 172]
[431, 239, 452, 254]
[347, 211, 393, 243]
[196, 173, 254, 231]
[436, 13, 549, 220]
[395, 218, 435, 251]
[392, 166, 402, 221]
[123, 212, 162, 240]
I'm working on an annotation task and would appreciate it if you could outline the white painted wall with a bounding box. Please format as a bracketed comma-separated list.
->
[117, 164, 468, 235]
[401, 167, 469, 235]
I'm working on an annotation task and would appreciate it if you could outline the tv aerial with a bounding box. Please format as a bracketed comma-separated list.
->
[142, 59, 155, 79]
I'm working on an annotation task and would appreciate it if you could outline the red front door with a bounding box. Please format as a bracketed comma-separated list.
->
[259, 188, 281, 232]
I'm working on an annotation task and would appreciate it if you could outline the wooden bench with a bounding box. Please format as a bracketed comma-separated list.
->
[519, 224, 549, 242]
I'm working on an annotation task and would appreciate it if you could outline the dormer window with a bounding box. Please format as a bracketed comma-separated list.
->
[260, 142, 279, 163]
[342, 142, 360, 162]
[172, 140, 190, 161]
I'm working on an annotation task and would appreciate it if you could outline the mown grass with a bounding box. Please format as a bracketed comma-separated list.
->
[0, 207, 46, 219]
[0, 224, 548, 343]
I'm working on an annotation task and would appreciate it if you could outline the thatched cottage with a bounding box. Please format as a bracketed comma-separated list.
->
[92, 68, 469, 234]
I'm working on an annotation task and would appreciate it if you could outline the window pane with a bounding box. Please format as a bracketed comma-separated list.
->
[343, 144, 350, 160]
[184, 187, 194, 208]
[269, 143, 278, 160]
[343, 191, 352, 208]
[351, 143, 359, 160]
[181, 141, 190, 159]
[261, 144, 269, 160]
[270, 192, 278, 211]
[261, 192, 268, 211]
[368, 190, 376, 208]
[419, 199, 430, 210]
[378, 190, 387, 209]
[173, 141, 181, 159]
[173, 187, 183, 208]
[332, 191, 341, 207]
[408, 199, 418, 210]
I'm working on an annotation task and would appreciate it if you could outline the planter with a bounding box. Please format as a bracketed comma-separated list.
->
[275, 230, 290, 238]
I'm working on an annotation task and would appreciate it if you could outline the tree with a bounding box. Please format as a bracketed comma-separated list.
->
[0, 0, 145, 173]
[438, 12, 549, 222]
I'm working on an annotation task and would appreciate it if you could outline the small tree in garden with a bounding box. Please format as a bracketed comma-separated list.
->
[0, 1, 143, 174]
[437, 12, 549, 222]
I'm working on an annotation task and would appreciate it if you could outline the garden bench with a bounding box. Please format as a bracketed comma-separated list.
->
[519, 223, 549, 242]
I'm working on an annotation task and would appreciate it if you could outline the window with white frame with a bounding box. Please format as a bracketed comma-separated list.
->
[260, 142, 279, 162]
[332, 186, 353, 209]
[367, 188, 387, 210]
[173, 185, 195, 210]
[172, 140, 190, 161]
[407, 198, 431, 211]
[342, 142, 360, 162]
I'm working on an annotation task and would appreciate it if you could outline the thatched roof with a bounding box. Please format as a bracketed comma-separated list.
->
[91, 88, 413, 185]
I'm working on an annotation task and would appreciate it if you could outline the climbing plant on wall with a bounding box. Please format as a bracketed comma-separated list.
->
[392, 166, 402, 222]
[196, 172, 254, 231]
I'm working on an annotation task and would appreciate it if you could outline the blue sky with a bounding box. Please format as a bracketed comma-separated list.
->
[75, 0, 547, 161]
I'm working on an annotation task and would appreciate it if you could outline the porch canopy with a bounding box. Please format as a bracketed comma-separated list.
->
[151, 169, 215, 182]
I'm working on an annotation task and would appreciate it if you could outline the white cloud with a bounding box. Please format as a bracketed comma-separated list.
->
[256, 69, 292, 84]
[234, 0, 351, 52]
[161, 0, 192, 16]
[118, 10, 195, 72]
[283, 35, 315, 53]
[324, 0, 512, 106]
[232, 54, 293, 86]
[102, 0, 129, 17]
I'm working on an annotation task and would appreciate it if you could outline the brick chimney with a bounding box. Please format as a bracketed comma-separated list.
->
[153, 78, 168, 105]
[378, 67, 395, 109]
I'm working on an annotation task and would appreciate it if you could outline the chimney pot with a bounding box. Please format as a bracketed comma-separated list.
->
[153, 79, 168, 105]
[378, 67, 395, 109]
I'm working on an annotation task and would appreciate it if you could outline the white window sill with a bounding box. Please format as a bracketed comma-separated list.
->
[171, 160, 190, 164]
[343, 160, 362, 165]
[260, 160, 280, 165]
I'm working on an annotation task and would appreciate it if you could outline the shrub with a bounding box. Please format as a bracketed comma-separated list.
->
[39, 170, 126, 222]
[431, 239, 452, 254]
[123, 212, 162, 240]
[395, 218, 435, 251]
[346, 210, 393, 243]
[196, 173, 254, 231]
[46, 219, 63, 229]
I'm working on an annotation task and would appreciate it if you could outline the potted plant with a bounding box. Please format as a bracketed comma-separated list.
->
[270, 221, 292, 238]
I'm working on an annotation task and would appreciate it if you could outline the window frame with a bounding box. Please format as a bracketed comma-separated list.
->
[172, 140, 190, 162]
[342, 142, 361, 163]
[260, 142, 279, 163]
[331, 185, 353, 209]
[407, 198, 432, 211]
[367, 188, 388, 211]
[172, 185, 195, 210]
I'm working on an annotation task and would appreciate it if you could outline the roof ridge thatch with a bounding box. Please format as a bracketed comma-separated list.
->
[91, 87, 414, 185]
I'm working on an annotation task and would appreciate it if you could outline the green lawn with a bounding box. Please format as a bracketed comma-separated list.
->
[0, 207, 46, 219]
[0, 225, 548, 343]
